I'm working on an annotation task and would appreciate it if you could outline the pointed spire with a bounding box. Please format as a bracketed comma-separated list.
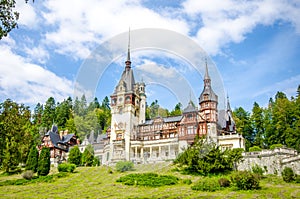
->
[226, 94, 232, 111]
[204, 58, 210, 80]
[125, 28, 131, 70]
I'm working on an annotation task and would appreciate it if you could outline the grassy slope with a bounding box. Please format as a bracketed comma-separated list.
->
[0, 163, 299, 199]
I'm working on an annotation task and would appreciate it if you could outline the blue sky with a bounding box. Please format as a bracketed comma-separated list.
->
[0, 0, 300, 112]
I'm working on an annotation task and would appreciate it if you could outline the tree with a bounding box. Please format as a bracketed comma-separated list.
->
[82, 144, 94, 166]
[32, 103, 43, 126]
[169, 102, 182, 116]
[42, 97, 56, 129]
[0, 0, 34, 40]
[68, 146, 82, 166]
[37, 147, 50, 176]
[0, 99, 32, 168]
[233, 107, 253, 150]
[251, 102, 265, 148]
[55, 99, 72, 129]
[174, 137, 243, 175]
[2, 137, 20, 173]
[25, 146, 39, 172]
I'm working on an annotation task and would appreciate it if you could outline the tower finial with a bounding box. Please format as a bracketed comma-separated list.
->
[127, 27, 130, 61]
[125, 28, 131, 69]
[204, 57, 209, 79]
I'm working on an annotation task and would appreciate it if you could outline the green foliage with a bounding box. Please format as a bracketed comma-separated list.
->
[68, 146, 81, 166]
[182, 179, 192, 185]
[295, 175, 300, 183]
[191, 178, 220, 192]
[42, 97, 56, 130]
[25, 146, 39, 172]
[230, 171, 260, 190]
[81, 145, 94, 166]
[115, 161, 134, 172]
[37, 147, 50, 176]
[116, 173, 179, 187]
[92, 156, 100, 166]
[0, 0, 19, 40]
[0, 172, 68, 186]
[281, 167, 295, 183]
[22, 170, 34, 180]
[218, 177, 231, 187]
[249, 146, 262, 152]
[252, 164, 264, 178]
[174, 138, 243, 175]
[2, 137, 21, 173]
[58, 163, 76, 173]
[270, 144, 283, 150]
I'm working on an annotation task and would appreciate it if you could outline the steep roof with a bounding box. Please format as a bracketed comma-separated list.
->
[183, 101, 197, 113]
[199, 62, 218, 103]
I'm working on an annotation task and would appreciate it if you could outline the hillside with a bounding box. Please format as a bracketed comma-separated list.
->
[0, 163, 299, 198]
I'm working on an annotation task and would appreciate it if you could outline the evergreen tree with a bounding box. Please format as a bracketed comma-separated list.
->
[233, 107, 253, 150]
[82, 144, 94, 166]
[42, 97, 56, 129]
[251, 102, 265, 148]
[37, 147, 50, 176]
[68, 146, 82, 166]
[169, 102, 182, 116]
[32, 103, 43, 126]
[2, 137, 20, 173]
[55, 99, 71, 129]
[25, 146, 39, 172]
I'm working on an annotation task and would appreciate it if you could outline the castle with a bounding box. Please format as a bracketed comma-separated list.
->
[80, 40, 245, 165]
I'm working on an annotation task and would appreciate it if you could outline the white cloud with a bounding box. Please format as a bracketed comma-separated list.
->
[0, 43, 73, 105]
[41, 0, 189, 59]
[183, 0, 300, 55]
[25, 45, 49, 64]
[15, 0, 38, 28]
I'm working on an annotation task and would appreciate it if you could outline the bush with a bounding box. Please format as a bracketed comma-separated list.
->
[116, 173, 179, 187]
[25, 146, 39, 173]
[37, 147, 50, 176]
[218, 177, 230, 187]
[281, 167, 295, 183]
[252, 164, 264, 178]
[22, 170, 34, 180]
[68, 146, 82, 166]
[115, 161, 134, 172]
[58, 163, 76, 173]
[249, 146, 262, 152]
[270, 144, 283, 150]
[191, 178, 220, 192]
[182, 179, 192, 185]
[295, 175, 300, 183]
[231, 171, 260, 190]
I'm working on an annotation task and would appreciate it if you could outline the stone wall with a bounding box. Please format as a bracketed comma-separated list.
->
[237, 147, 300, 175]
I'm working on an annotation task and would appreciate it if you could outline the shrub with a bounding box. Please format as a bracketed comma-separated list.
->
[191, 178, 220, 192]
[182, 179, 192, 185]
[25, 146, 39, 173]
[37, 147, 50, 176]
[115, 161, 134, 172]
[295, 175, 300, 183]
[281, 167, 295, 183]
[218, 177, 231, 187]
[249, 146, 262, 152]
[231, 171, 260, 190]
[116, 173, 179, 187]
[252, 164, 264, 178]
[68, 146, 82, 166]
[22, 170, 34, 180]
[270, 144, 283, 150]
[58, 163, 76, 173]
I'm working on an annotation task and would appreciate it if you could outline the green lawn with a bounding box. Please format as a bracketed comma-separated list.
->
[0, 163, 299, 199]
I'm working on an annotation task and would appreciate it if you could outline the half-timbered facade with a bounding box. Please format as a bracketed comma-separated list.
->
[89, 37, 245, 165]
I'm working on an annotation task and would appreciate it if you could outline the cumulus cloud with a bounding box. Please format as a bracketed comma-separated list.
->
[183, 0, 300, 55]
[0, 43, 73, 105]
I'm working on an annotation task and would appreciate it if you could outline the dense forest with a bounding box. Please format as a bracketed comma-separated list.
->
[0, 85, 299, 171]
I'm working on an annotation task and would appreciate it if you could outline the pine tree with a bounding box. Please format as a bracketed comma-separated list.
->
[42, 97, 56, 129]
[82, 144, 94, 166]
[68, 146, 82, 166]
[2, 137, 20, 173]
[37, 147, 50, 176]
[25, 146, 39, 172]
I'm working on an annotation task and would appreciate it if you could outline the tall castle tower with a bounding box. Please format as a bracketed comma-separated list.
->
[109, 33, 146, 162]
[198, 61, 218, 142]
